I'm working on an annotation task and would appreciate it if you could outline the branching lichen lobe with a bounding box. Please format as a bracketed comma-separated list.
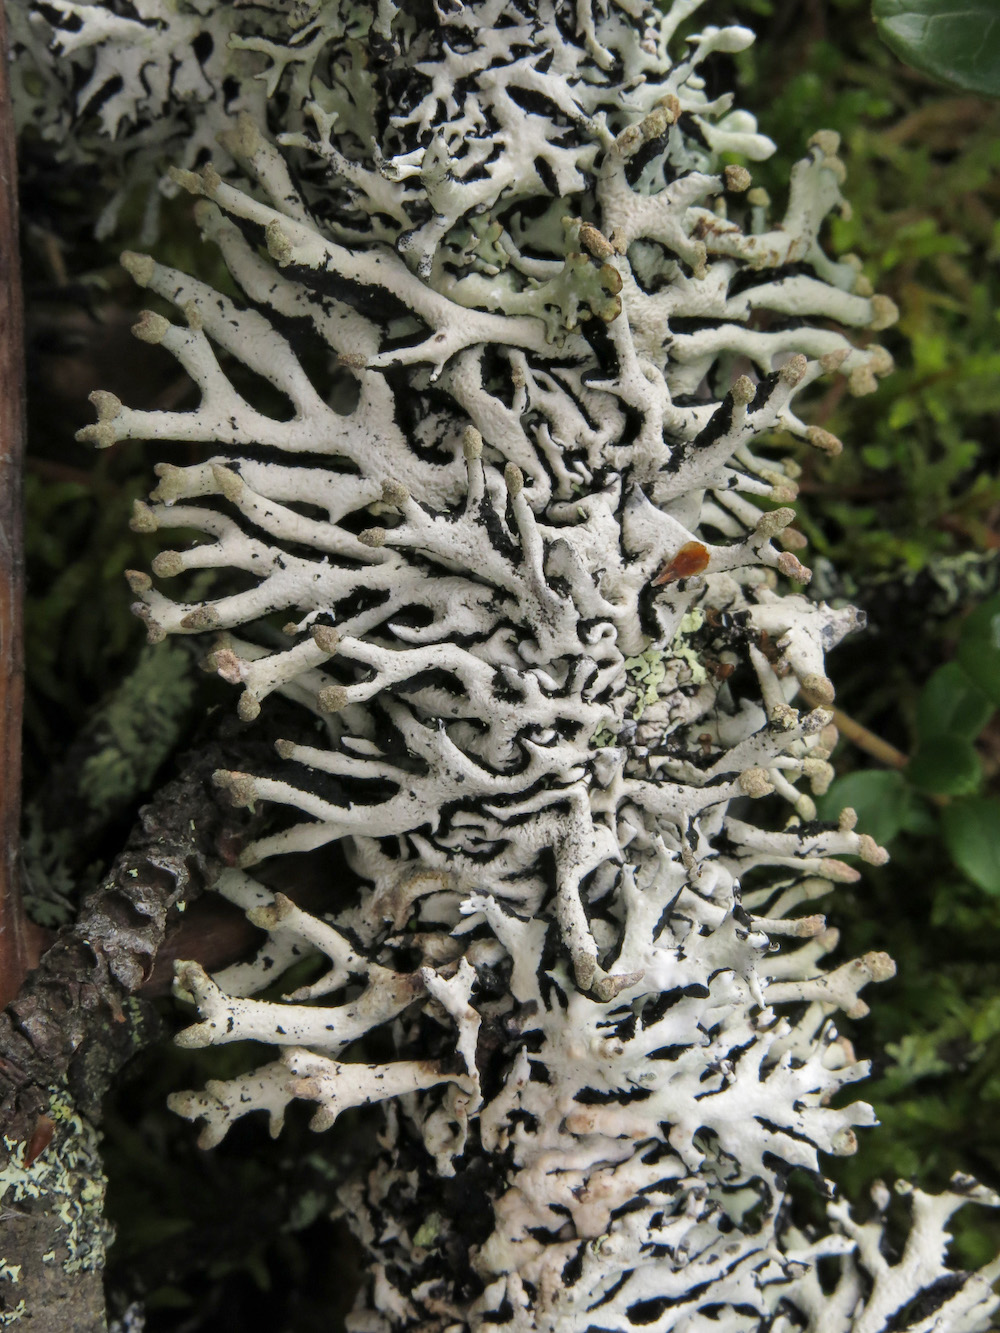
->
[42, 0, 1000, 1327]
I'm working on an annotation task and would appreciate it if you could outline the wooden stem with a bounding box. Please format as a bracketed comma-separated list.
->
[802, 691, 910, 771]
[0, 2, 28, 1008]
[828, 706, 910, 771]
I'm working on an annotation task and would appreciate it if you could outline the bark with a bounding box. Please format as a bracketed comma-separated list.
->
[0, 720, 274, 1330]
[0, 0, 28, 1009]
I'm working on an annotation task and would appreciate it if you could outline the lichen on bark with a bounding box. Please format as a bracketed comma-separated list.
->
[32, 0, 1000, 1326]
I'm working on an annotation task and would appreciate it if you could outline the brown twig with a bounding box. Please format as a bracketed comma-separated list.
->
[0, 2, 28, 1008]
[828, 706, 909, 771]
[802, 690, 909, 770]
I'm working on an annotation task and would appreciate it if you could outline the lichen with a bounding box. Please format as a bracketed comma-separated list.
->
[9, 0, 270, 238]
[75, 641, 196, 813]
[623, 610, 707, 721]
[0, 1299, 25, 1328]
[64, 0, 1000, 1327]
[0, 1263, 24, 1328]
[0, 1090, 113, 1280]
[20, 809, 77, 929]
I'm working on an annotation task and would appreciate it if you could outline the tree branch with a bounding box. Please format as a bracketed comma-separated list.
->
[0, 722, 278, 1329]
[0, 722, 275, 1152]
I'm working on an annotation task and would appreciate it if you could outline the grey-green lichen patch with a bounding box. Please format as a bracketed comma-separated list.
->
[0, 1261, 24, 1328]
[673, 608, 710, 687]
[622, 647, 668, 720]
[77, 641, 196, 814]
[281, 1149, 343, 1234]
[449, 214, 511, 277]
[412, 1213, 443, 1248]
[623, 611, 708, 720]
[0, 1088, 113, 1281]
[20, 810, 77, 929]
[0, 1298, 26, 1328]
[447, 217, 624, 340]
[589, 721, 618, 748]
[21, 639, 198, 928]
[285, 1189, 329, 1233]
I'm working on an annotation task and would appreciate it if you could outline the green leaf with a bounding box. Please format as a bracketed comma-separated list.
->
[861, 443, 893, 470]
[817, 770, 926, 847]
[873, 1, 1000, 97]
[145, 1286, 194, 1311]
[907, 735, 982, 796]
[957, 594, 1000, 706]
[942, 797, 1000, 893]
[916, 663, 994, 742]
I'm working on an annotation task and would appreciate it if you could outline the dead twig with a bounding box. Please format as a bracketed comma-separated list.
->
[802, 689, 909, 770]
[828, 706, 909, 771]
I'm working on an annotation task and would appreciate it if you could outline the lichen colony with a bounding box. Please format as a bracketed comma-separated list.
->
[16, 0, 1000, 1326]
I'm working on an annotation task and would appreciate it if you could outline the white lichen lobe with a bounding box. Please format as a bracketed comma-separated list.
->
[64, 0, 1000, 1327]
